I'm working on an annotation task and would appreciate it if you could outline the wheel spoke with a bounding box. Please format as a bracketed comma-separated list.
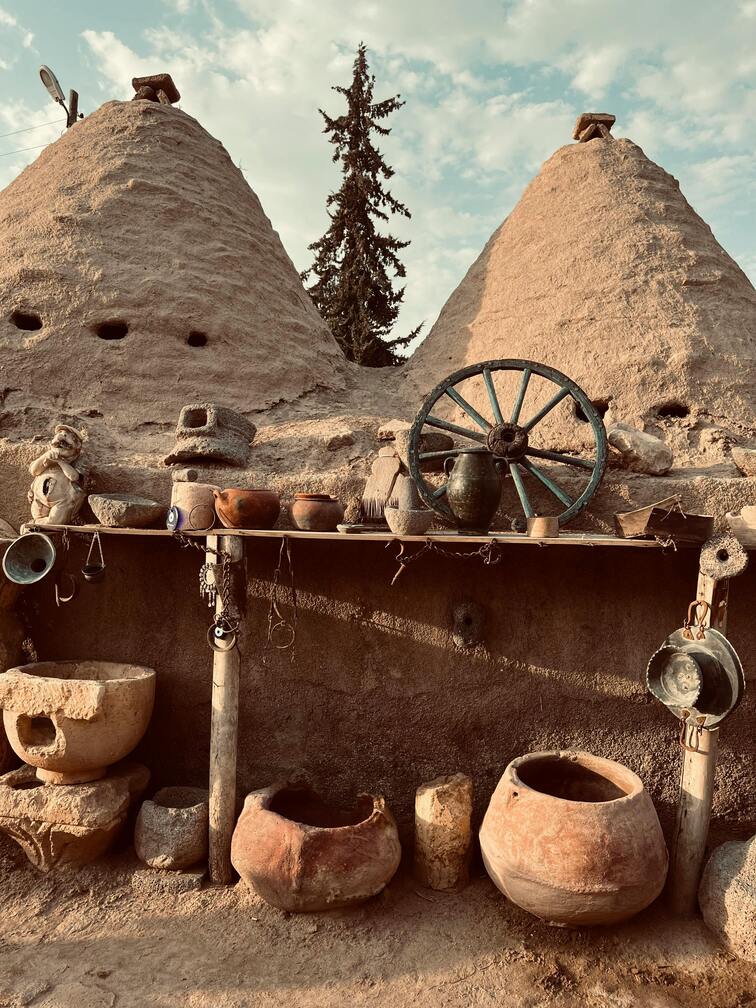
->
[444, 388, 491, 432]
[510, 367, 532, 424]
[483, 368, 504, 425]
[520, 458, 573, 507]
[419, 449, 462, 462]
[522, 386, 570, 432]
[425, 415, 487, 444]
[525, 447, 595, 471]
[430, 482, 448, 500]
[509, 463, 535, 518]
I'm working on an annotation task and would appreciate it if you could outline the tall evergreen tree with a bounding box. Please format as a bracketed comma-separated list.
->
[301, 43, 421, 367]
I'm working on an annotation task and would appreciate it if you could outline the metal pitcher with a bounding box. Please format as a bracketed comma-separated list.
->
[444, 450, 503, 532]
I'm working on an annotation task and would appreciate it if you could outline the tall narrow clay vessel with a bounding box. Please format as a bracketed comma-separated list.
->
[444, 450, 502, 531]
[480, 750, 668, 927]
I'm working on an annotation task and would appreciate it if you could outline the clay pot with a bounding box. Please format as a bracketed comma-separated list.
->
[444, 450, 503, 532]
[214, 488, 280, 530]
[290, 494, 345, 532]
[0, 661, 156, 785]
[231, 782, 401, 912]
[479, 750, 668, 927]
[135, 786, 209, 870]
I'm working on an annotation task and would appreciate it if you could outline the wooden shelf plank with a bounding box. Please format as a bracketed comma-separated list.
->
[29, 523, 670, 549]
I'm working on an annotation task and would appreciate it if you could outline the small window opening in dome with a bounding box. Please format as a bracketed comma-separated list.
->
[96, 321, 128, 340]
[574, 398, 610, 423]
[655, 401, 690, 419]
[10, 310, 42, 331]
[186, 331, 208, 347]
[184, 407, 208, 429]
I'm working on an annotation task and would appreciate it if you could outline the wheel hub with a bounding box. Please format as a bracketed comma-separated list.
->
[487, 422, 528, 460]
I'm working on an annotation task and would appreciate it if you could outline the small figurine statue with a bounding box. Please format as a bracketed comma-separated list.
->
[27, 424, 87, 525]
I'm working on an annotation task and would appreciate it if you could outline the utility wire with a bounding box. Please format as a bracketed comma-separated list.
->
[0, 142, 52, 158]
[0, 119, 63, 139]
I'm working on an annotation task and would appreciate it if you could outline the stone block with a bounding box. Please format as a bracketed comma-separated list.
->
[699, 834, 756, 963]
[608, 423, 673, 475]
[0, 761, 149, 871]
[414, 773, 473, 891]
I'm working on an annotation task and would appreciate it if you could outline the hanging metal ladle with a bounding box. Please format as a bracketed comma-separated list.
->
[81, 531, 106, 583]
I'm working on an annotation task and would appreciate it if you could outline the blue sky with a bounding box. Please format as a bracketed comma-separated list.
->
[1, 1, 755, 345]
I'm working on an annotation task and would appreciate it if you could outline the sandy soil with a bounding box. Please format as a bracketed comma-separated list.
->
[0, 838, 753, 1008]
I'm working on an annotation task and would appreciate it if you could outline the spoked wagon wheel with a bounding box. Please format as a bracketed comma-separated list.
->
[407, 359, 607, 531]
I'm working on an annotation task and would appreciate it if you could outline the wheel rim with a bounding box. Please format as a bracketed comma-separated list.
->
[407, 359, 608, 530]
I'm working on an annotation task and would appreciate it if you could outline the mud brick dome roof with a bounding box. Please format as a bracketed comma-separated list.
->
[404, 138, 756, 465]
[0, 100, 346, 454]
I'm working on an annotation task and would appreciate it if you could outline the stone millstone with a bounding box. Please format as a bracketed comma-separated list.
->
[0, 761, 149, 871]
[699, 834, 756, 963]
[414, 773, 473, 891]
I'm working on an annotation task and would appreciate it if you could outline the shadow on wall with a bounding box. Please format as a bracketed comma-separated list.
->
[22, 535, 756, 840]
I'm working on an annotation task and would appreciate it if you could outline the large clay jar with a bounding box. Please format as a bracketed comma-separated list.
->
[214, 488, 280, 530]
[290, 494, 345, 532]
[231, 782, 402, 912]
[479, 750, 668, 927]
[444, 450, 502, 532]
[0, 661, 156, 785]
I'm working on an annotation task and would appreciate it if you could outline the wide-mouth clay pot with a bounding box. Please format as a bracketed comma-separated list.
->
[214, 489, 280, 530]
[135, 785, 209, 870]
[479, 750, 668, 927]
[384, 507, 433, 537]
[231, 782, 402, 912]
[0, 661, 156, 785]
[290, 494, 345, 532]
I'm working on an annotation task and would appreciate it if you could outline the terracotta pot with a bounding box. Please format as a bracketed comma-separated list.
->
[444, 450, 502, 532]
[479, 750, 668, 927]
[0, 661, 156, 785]
[290, 494, 345, 532]
[214, 488, 280, 530]
[231, 782, 402, 912]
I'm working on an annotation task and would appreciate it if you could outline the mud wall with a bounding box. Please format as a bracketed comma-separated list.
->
[25, 535, 756, 843]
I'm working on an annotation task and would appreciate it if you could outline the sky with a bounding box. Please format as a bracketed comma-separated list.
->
[0, 1, 755, 350]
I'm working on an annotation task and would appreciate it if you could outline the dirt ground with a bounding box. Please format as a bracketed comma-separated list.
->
[0, 838, 753, 1008]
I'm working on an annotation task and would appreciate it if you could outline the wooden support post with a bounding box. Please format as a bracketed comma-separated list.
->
[667, 570, 728, 915]
[207, 534, 244, 885]
[67, 89, 79, 127]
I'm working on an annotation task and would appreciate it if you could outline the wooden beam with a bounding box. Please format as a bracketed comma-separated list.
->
[666, 567, 728, 915]
[206, 534, 244, 885]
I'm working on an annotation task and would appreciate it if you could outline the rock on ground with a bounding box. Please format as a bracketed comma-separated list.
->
[699, 834, 756, 963]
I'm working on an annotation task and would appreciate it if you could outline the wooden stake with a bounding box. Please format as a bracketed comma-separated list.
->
[207, 534, 244, 885]
[667, 569, 728, 915]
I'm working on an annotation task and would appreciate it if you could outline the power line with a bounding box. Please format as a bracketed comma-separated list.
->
[0, 119, 63, 139]
[0, 142, 51, 158]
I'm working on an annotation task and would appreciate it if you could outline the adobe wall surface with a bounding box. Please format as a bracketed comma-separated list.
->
[24, 535, 756, 844]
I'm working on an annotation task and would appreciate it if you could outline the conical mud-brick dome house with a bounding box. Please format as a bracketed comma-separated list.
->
[405, 136, 756, 466]
[0, 100, 346, 455]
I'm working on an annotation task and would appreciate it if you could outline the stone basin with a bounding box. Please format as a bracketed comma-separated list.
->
[88, 493, 166, 528]
[0, 660, 156, 784]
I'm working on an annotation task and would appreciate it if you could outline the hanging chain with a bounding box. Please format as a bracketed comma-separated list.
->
[389, 537, 502, 585]
[266, 536, 297, 655]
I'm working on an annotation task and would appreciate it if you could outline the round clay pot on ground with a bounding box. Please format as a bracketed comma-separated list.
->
[213, 489, 280, 530]
[135, 786, 209, 870]
[290, 494, 345, 532]
[479, 750, 668, 927]
[0, 661, 156, 785]
[231, 782, 402, 912]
